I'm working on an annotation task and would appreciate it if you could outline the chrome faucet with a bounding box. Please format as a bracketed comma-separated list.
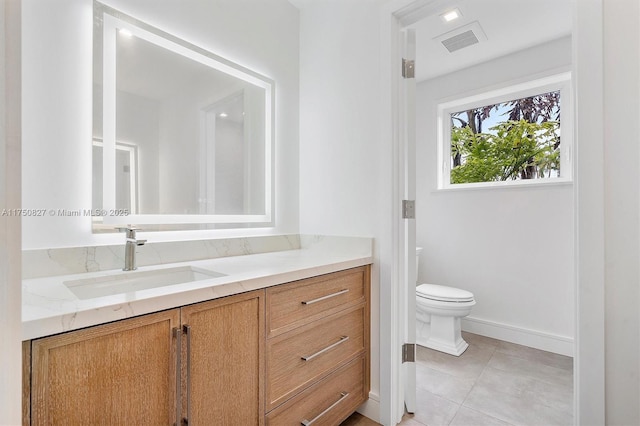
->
[117, 226, 147, 271]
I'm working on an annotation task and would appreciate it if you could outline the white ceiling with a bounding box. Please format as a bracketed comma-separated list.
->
[407, 0, 572, 81]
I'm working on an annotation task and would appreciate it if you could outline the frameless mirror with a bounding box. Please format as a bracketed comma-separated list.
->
[93, 2, 274, 231]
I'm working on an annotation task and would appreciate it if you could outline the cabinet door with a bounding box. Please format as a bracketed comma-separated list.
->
[181, 290, 264, 426]
[30, 309, 180, 425]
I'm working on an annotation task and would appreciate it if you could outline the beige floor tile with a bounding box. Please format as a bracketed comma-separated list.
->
[461, 331, 501, 350]
[487, 351, 573, 389]
[412, 388, 460, 426]
[416, 342, 495, 380]
[398, 333, 573, 426]
[463, 367, 573, 426]
[416, 363, 476, 404]
[494, 340, 573, 371]
[449, 406, 514, 426]
[472, 366, 573, 415]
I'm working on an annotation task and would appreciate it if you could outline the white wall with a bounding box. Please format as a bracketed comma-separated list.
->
[416, 37, 574, 355]
[0, 0, 22, 422]
[297, 0, 388, 421]
[603, 0, 640, 423]
[21, 0, 299, 249]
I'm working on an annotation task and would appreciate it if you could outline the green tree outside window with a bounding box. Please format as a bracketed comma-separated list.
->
[450, 91, 561, 184]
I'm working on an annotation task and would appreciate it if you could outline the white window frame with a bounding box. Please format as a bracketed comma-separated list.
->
[437, 72, 573, 190]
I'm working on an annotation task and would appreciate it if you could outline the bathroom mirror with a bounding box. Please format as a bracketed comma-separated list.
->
[93, 2, 274, 230]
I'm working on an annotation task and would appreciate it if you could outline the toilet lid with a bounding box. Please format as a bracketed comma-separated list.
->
[417, 284, 474, 303]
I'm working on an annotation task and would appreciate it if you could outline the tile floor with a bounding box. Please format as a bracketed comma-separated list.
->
[343, 332, 574, 426]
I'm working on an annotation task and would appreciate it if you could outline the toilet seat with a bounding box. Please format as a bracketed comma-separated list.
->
[417, 283, 474, 303]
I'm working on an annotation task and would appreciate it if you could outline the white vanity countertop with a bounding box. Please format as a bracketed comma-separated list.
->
[22, 243, 372, 341]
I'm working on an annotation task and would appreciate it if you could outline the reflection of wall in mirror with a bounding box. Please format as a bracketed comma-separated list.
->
[116, 91, 159, 214]
[93, 87, 160, 214]
[101, 74, 265, 216]
[214, 111, 244, 214]
[92, 140, 138, 214]
[157, 72, 262, 216]
[201, 86, 267, 215]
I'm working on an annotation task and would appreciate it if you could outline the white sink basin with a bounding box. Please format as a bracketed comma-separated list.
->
[64, 266, 226, 300]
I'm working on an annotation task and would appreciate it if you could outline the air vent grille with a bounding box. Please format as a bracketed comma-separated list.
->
[441, 30, 479, 53]
[434, 21, 488, 54]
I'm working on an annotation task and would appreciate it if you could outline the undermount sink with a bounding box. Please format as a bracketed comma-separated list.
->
[64, 266, 226, 300]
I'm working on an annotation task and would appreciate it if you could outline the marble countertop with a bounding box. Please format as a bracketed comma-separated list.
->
[22, 238, 372, 341]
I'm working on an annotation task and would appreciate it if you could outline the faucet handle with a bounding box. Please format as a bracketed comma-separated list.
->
[116, 225, 141, 238]
[116, 225, 140, 231]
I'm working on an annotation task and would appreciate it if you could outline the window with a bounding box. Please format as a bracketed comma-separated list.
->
[437, 73, 572, 189]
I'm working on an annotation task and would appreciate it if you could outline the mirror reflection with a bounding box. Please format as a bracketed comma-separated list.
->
[93, 2, 273, 229]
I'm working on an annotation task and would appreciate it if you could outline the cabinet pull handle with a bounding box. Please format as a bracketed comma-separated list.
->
[301, 392, 350, 426]
[173, 327, 182, 426]
[183, 325, 192, 426]
[301, 289, 349, 305]
[301, 336, 349, 361]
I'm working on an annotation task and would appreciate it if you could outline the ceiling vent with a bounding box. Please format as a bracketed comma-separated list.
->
[435, 21, 488, 53]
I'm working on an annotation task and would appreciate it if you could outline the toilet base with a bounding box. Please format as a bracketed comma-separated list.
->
[416, 335, 469, 356]
[416, 314, 469, 357]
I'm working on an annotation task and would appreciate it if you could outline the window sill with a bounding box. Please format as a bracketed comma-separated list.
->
[435, 178, 573, 193]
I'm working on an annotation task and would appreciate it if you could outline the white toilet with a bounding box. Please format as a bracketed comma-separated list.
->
[415, 247, 475, 356]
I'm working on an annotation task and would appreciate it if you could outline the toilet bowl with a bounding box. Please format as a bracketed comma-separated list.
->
[415, 248, 475, 356]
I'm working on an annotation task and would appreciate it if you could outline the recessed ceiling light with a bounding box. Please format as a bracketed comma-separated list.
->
[119, 28, 133, 37]
[219, 112, 228, 118]
[440, 8, 461, 23]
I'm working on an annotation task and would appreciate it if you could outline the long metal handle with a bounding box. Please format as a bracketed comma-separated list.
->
[183, 325, 192, 426]
[301, 392, 350, 426]
[173, 327, 182, 426]
[301, 336, 349, 361]
[301, 289, 349, 305]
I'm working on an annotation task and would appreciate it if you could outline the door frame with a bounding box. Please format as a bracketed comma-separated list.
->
[380, 0, 605, 425]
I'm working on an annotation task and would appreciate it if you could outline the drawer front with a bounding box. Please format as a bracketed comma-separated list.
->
[267, 266, 367, 337]
[266, 355, 367, 426]
[266, 305, 366, 410]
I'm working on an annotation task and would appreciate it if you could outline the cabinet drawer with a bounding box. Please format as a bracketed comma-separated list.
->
[266, 355, 367, 426]
[266, 266, 367, 337]
[266, 304, 365, 410]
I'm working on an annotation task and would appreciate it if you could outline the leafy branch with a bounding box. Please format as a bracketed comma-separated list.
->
[449, 91, 561, 184]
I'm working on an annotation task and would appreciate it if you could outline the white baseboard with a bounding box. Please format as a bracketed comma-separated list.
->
[357, 391, 380, 423]
[461, 316, 574, 357]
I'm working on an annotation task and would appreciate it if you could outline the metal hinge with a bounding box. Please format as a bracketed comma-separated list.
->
[402, 343, 415, 363]
[402, 200, 415, 219]
[402, 58, 415, 79]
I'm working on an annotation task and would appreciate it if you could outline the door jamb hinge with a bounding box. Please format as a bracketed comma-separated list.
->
[402, 200, 416, 219]
[402, 343, 415, 363]
[402, 58, 415, 79]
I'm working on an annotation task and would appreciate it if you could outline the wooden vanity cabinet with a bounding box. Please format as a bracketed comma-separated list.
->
[25, 290, 264, 426]
[23, 265, 370, 426]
